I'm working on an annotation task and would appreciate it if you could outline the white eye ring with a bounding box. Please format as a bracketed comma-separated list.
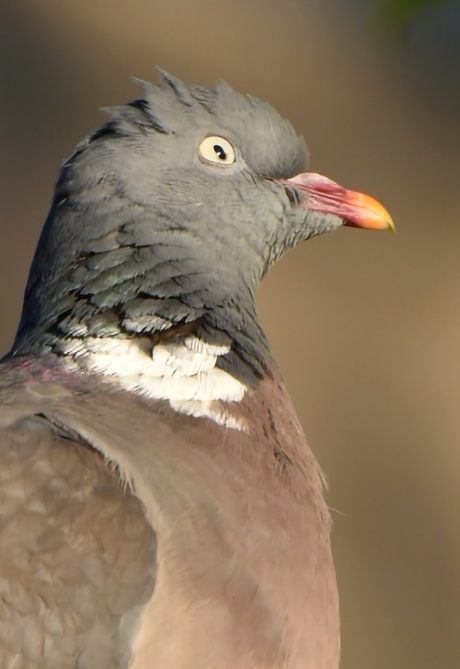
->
[198, 136, 236, 165]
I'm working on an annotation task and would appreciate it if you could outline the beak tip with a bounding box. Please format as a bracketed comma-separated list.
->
[377, 212, 396, 233]
[348, 199, 395, 233]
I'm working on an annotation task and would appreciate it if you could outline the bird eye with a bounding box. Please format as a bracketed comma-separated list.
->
[198, 136, 236, 165]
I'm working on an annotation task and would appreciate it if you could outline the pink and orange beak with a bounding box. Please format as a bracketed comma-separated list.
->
[285, 172, 395, 232]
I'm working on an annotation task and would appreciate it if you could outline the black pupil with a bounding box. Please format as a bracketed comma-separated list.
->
[213, 144, 227, 160]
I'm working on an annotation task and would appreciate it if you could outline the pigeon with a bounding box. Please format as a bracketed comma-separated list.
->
[0, 70, 393, 669]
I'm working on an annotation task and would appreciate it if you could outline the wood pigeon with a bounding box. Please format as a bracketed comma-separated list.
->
[0, 71, 393, 669]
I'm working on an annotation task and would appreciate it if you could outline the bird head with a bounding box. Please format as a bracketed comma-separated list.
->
[13, 70, 393, 379]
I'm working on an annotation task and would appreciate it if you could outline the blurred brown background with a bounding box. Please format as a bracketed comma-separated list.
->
[1, 1, 459, 667]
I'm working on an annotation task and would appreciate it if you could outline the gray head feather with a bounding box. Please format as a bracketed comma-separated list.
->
[12, 71, 340, 381]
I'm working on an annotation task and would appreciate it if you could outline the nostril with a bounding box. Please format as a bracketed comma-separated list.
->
[284, 185, 301, 207]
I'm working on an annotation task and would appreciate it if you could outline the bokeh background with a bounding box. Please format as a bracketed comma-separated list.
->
[1, 1, 459, 667]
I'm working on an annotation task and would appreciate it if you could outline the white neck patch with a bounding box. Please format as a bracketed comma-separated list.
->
[62, 335, 248, 431]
